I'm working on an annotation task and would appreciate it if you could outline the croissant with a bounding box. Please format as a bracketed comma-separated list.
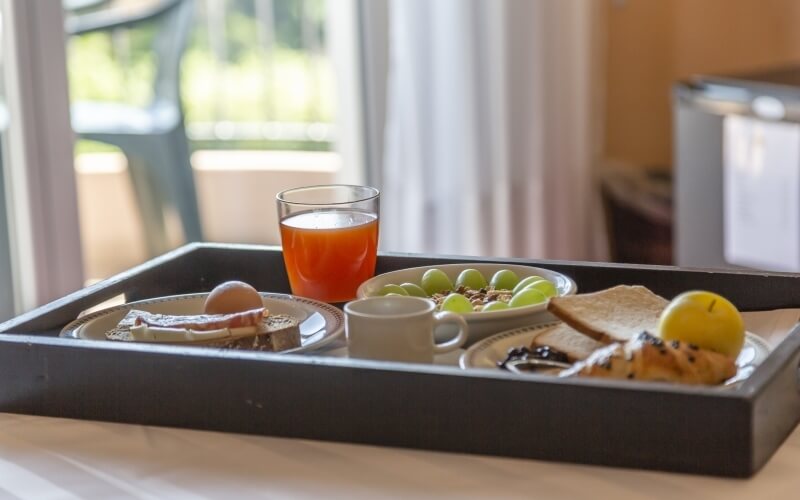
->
[559, 331, 737, 385]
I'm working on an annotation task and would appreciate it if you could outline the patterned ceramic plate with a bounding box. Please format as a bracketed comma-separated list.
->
[60, 292, 344, 354]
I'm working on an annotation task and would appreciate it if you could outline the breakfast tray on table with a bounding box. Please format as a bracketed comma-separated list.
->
[0, 243, 799, 478]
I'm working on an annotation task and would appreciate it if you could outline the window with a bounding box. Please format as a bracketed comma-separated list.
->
[67, 0, 361, 282]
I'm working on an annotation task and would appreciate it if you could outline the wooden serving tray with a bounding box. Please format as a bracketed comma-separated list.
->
[0, 243, 799, 477]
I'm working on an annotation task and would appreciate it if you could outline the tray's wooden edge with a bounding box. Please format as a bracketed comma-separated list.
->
[747, 324, 800, 473]
[369, 248, 800, 310]
[7, 242, 800, 334]
[0, 332, 753, 398]
[0, 243, 204, 333]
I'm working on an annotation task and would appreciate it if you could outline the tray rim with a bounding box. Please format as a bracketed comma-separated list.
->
[0, 329, 768, 399]
[8, 241, 800, 334]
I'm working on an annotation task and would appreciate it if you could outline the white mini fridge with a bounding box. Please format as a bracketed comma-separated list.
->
[674, 67, 800, 272]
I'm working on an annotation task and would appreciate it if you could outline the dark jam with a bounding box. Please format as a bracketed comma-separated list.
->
[497, 345, 570, 370]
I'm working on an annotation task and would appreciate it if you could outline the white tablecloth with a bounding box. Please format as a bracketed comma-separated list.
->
[0, 309, 797, 499]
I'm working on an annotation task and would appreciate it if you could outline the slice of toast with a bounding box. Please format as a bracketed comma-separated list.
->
[207, 314, 301, 352]
[106, 311, 301, 352]
[530, 323, 603, 362]
[546, 285, 669, 343]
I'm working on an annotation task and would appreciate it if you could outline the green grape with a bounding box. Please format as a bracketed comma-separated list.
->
[482, 301, 510, 312]
[421, 268, 454, 295]
[489, 269, 520, 291]
[384, 293, 404, 297]
[441, 293, 474, 313]
[400, 282, 428, 297]
[521, 279, 557, 298]
[455, 268, 488, 290]
[512, 275, 544, 295]
[508, 288, 547, 307]
[378, 284, 409, 296]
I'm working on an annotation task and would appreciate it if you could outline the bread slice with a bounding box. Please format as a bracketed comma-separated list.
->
[530, 323, 603, 362]
[546, 285, 668, 343]
[208, 314, 301, 352]
[106, 311, 301, 352]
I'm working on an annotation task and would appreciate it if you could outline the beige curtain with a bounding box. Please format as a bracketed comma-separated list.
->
[381, 0, 606, 261]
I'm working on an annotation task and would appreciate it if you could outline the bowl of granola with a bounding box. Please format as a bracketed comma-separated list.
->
[356, 263, 577, 345]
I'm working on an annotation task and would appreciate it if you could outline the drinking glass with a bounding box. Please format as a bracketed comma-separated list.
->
[276, 185, 380, 303]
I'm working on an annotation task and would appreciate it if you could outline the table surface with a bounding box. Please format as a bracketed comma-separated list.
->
[1, 310, 797, 498]
[0, 412, 798, 499]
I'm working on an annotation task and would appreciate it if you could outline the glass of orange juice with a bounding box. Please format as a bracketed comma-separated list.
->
[276, 185, 380, 303]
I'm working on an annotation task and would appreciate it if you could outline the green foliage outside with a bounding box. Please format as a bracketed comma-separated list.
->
[181, 47, 334, 124]
[68, 0, 333, 153]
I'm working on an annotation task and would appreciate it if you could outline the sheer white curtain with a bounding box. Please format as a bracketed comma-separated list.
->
[380, 0, 604, 260]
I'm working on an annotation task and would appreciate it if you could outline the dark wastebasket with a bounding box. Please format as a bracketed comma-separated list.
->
[600, 163, 673, 265]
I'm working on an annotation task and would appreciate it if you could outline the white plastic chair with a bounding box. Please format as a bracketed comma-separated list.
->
[67, 0, 202, 256]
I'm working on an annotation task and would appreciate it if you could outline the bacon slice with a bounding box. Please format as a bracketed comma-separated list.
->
[132, 307, 266, 331]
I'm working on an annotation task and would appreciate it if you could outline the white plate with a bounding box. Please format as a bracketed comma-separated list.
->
[60, 293, 344, 354]
[460, 322, 771, 384]
[357, 263, 577, 345]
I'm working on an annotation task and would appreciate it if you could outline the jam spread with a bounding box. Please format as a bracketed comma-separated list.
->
[497, 345, 570, 371]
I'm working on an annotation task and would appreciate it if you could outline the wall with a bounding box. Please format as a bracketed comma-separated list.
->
[604, 0, 800, 168]
[192, 151, 339, 247]
[75, 151, 338, 282]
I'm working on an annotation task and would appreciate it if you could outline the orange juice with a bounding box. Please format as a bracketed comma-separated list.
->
[280, 209, 379, 302]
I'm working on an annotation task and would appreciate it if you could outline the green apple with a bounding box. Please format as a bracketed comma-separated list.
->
[657, 290, 745, 358]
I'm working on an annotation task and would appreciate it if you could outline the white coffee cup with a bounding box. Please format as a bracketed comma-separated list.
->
[344, 296, 469, 363]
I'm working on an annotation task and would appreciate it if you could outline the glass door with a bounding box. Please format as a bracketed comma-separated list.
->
[0, 2, 14, 320]
[0, 111, 12, 320]
[0, 0, 83, 320]
[0, 0, 373, 321]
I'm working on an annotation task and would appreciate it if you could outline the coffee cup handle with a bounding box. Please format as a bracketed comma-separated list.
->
[431, 312, 469, 354]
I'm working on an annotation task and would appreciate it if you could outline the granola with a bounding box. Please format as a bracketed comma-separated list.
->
[431, 285, 513, 312]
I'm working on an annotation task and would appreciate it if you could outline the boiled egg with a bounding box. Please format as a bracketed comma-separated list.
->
[204, 280, 263, 315]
